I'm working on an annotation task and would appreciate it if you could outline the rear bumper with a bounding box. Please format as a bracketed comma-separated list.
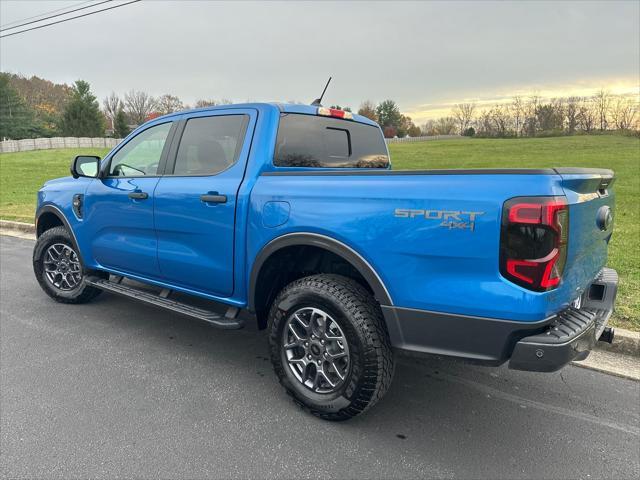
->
[382, 267, 618, 371]
[509, 267, 618, 372]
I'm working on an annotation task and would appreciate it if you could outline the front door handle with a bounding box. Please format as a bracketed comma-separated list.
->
[128, 191, 149, 200]
[200, 194, 227, 204]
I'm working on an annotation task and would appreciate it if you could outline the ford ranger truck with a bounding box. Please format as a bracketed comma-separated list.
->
[32, 103, 618, 421]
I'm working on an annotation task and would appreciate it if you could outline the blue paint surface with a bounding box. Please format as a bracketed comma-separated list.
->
[36, 103, 615, 323]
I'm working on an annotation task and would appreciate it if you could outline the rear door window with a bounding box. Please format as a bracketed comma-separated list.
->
[172, 114, 249, 176]
[274, 114, 389, 168]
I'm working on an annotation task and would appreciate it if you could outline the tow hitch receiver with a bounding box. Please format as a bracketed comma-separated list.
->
[599, 326, 615, 344]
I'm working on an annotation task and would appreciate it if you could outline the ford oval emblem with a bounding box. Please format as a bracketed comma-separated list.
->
[596, 206, 613, 231]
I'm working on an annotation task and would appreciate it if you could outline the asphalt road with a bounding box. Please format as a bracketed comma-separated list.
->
[1, 234, 639, 479]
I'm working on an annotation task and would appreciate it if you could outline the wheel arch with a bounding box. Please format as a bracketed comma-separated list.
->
[35, 205, 84, 263]
[248, 233, 393, 327]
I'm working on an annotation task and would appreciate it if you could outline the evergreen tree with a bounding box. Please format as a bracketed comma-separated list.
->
[61, 80, 104, 136]
[113, 108, 130, 138]
[375, 100, 402, 130]
[0, 73, 41, 139]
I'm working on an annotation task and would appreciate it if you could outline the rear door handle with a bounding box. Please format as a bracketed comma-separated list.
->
[200, 194, 227, 204]
[128, 192, 149, 200]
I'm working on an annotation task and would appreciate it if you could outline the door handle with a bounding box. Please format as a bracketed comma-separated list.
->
[200, 194, 227, 204]
[128, 191, 149, 200]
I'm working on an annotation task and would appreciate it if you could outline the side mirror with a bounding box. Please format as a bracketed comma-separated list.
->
[71, 155, 101, 179]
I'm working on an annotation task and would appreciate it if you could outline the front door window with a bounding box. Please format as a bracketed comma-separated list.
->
[109, 122, 172, 176]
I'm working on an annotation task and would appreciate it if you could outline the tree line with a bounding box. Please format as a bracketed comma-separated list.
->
[1, 72, 637, 141]
[0, 73, 235, 140]
[416, 90, 639, 138]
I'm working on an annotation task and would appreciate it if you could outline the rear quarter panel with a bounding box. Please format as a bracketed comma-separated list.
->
[248, 172, 569, 322]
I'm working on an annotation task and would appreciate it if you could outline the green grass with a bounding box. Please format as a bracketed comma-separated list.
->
[0, 148, 110, 222]
[0, 135, 638, 329]
[390, 135, 639, 330]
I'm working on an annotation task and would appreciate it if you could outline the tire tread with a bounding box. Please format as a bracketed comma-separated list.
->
[268, 274, 394, 421]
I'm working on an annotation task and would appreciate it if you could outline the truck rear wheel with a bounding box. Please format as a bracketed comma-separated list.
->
[268, 274, 394, 421]
[33, 226, 104, 304]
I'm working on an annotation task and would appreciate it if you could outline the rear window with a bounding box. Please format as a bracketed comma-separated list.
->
[274, 113, 389, 168]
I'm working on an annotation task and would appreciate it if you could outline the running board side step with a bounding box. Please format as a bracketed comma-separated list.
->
[85, 276, 244, 329]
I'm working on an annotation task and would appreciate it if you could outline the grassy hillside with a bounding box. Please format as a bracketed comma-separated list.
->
[0, 135, 638, 329]
[0, 148, 110, 222]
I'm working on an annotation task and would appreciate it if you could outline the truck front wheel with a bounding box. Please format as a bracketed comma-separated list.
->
[268, 274, 394, 421]
[33, 226, 104, 304]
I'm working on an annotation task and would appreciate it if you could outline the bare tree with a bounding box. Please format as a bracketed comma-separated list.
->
[593, 89, 611, 131]
[125, 90, 157, 124]
[194, 99, 217, 108]
[434, 116, 457, 135]
[102, 92, 121, 131]
[475, 109, 495, 136]
[157, 94, 184, 115]
[611, 96, 638, 130]
[577, 97, 597, 133]
[522, 93, 541, 136]
[451, 103, 476, 134]
[565, 97, 580, 134]
[357, 100, 378, 122]
[421, 120, 437, 136]
[510, 96, 525, 137]
[491, 105, 510, 137]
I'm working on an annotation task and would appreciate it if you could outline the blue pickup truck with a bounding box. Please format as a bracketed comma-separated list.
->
[33, 103, 618, 420]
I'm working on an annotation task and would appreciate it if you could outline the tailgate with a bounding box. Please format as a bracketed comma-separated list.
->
[556, 168, 615, 301]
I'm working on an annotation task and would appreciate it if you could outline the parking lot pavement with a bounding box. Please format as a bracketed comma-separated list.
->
[1, 234, 639, 479]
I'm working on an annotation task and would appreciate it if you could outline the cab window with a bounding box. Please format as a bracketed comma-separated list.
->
[109, 122, 172, 176]
[172, 115, 249, 176]
[274, 114, 389, 168]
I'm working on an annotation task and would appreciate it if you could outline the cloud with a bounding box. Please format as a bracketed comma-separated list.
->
[1, 0, 638, 121]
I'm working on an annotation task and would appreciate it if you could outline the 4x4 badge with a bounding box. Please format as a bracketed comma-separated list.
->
[394, 209, 485, 231]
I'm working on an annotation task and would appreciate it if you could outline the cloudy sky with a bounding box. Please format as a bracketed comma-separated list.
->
[1, 0, 638, 123]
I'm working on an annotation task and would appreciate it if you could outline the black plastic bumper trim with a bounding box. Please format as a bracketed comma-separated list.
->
[381, 306, 553, 365]
[383, 267, 618, 371]
[508, 267, 618, 372]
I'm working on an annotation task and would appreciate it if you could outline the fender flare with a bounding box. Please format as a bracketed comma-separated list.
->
[35, 205, 84, 264]
[248, 232, 393, 311]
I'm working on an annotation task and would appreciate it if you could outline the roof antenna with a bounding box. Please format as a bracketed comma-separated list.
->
[311, 77, 332, 106]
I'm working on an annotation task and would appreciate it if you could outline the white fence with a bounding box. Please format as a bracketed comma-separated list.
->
[385, 134, 469, 144]
[0, 137, 123, 154]
[1, 133, 465, 153]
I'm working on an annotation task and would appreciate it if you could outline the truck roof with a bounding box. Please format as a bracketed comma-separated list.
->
[153, 102, 379, 128]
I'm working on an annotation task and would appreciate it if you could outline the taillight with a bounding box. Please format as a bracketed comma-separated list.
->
[317, 107, 353, 120]
[500, 196, 569, 291]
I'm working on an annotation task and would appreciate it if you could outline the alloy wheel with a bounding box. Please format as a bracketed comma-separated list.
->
[43, 243, 82, 291]
[282, 307, 350, 394]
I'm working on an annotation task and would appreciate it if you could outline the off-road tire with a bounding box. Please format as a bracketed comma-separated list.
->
[268, 274, 394, 421]
[33, 226, 104, 304]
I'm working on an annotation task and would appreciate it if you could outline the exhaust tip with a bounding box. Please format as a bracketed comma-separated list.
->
[598, 326, 615, 344]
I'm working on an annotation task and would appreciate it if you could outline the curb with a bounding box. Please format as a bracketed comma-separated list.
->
[597, 328, 639, 357]
[0, 219, 35, 234]
[0, 220, 637, 358]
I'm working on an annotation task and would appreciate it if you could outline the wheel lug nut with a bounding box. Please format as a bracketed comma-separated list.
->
[304, 342, 308, 347]
[307, 355, 312, 360]
[317, 360, 321, 365]
[321, 340, 325, 345]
